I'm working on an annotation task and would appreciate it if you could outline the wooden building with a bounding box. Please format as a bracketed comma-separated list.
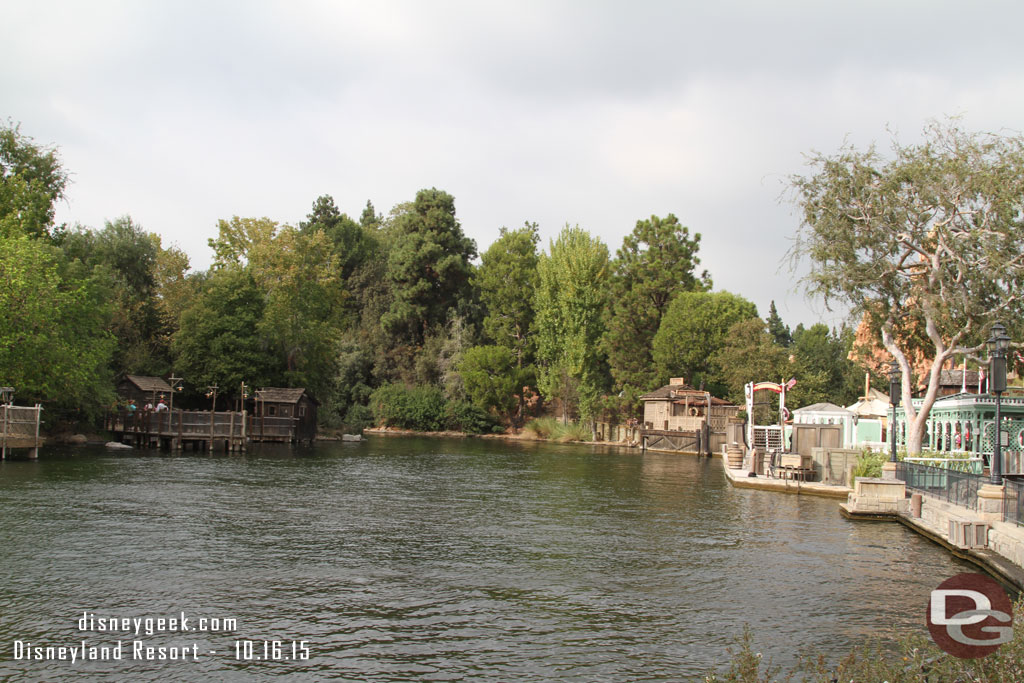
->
[251, 388, 318, 443]
[639, 378, 739, 454]
[640, 378, 738, 432]
[116, 375, 173, 406]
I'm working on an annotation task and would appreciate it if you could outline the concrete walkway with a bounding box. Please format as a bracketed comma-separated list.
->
[721, 459, 852, 499]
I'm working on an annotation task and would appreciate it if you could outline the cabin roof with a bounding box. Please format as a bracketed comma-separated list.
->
[257, 387, 319, 405]
[640, 383, 698, 401]
[938, 369, 981, 386]
[674, 395, 735, 407]
[640, 383, 734, 405]
[793, 402, 853, 415]
[122, 375, 172, 393]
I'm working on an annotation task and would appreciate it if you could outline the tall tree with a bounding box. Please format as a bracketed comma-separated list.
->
[475, 222, 540, 365]
[459, 344, 532, 426]
[172, 267, 276, 394]
[765, 301, 793, 347]
[249, 226, 347, 398]
[535, 225, 610, 422]
[381, 188, 477, 345]
[713, 317, 790, 411]
[789, 323, 862, 407]
[207, 216, 278, 268]
[605, 214, 710, 393]
[0, 122, 68, 239]
[651, 290, 758, 396]
[0, 235, 114, 415]
[59, 216, 172, 375]
[790, 121, 1024, 454]
[298, 194, 372, 282]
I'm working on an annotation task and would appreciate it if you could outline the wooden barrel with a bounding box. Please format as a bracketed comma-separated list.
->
[726, 445, 744, 469]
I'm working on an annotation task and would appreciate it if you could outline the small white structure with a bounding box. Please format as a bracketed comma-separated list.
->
[846, 387, 890, 451]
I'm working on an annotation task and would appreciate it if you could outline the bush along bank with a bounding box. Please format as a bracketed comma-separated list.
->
[368, 383, 502, 435]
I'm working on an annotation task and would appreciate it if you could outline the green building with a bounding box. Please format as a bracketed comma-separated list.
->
[893, 392, 1024, 473]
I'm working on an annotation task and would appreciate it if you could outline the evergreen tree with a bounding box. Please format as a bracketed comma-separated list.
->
[381, 188, 477, 345]
[765, 300, 792, 347]
[605, 214, 710, 393]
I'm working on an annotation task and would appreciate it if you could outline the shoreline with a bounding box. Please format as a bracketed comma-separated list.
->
[362, 426, 639, 450]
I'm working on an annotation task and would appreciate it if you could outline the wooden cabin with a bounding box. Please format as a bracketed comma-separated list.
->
[639, 378, 739, 454]
[251, 388, 318, 443]
[116, 375, 172, 407]
[640, 378, 738, 432]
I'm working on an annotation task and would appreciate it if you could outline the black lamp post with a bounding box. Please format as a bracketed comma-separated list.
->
[987, 322, 1010, 486]
[888, 360, 901, 463]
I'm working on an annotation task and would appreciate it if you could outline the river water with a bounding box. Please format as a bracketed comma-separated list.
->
[0, 436, 978, 681]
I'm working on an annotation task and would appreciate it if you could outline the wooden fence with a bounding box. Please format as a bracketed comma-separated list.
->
[1, 404, 44, 458]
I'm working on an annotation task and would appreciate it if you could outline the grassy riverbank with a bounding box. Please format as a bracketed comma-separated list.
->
[707, 598, 1024, 682]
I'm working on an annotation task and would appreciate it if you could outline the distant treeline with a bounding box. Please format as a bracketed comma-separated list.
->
[0, 122, 869, 430]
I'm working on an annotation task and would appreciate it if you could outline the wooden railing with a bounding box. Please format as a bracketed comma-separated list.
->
[1, 404, 44, 456]
[106, 408, 247, 440]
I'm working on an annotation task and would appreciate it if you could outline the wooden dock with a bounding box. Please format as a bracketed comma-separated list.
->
[1, 404, 44, 459]
[106, 409, 248, 451]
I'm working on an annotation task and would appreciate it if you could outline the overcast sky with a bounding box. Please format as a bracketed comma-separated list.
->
[4, 1, 1024, 329]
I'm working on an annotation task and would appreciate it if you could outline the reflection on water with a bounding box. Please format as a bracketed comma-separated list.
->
[0, 437, 977, 680]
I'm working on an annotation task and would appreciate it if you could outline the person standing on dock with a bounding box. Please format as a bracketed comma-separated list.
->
[155, 399, 168, 412]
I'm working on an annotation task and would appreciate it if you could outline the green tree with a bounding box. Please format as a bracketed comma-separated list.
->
[459, 345, 532, 425]
[475, 222, 540, 365]
[207, 216, 278, 268]
[713, 318, 790, 420]
[0, 235, 114, 416]
[605, 214, 711, 393]
[249, 226, 347, 398]
[789, 323, 862, 407]
[0, 122, 68, 239]
[535, 225, 610, 423]
[381, 188, 477, 345]
[789, 121, 1024, 453]
[360, 200, 381, 230]
[765, 300, 792, 347]
[298, 194, 373, 282]
[652, 291, 758, 396]
[59, 216, 173, 375]
[172, 267, 275, 393]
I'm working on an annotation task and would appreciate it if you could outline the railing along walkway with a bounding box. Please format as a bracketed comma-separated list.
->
[895, 461, 985, 511]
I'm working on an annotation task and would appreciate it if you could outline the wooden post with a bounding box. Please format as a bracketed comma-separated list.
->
[176, 409, 183, 450]
[229, 411, 235, 452]
[2, 404, 7, 460]
[31, 404, 42, 459]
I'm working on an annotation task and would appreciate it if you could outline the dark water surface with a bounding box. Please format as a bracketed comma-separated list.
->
[0, 436, 975, 681]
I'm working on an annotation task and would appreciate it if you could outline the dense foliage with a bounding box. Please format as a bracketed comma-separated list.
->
[0, 120, 878, 430]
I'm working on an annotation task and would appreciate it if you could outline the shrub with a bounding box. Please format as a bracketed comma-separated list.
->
[445, 400, 500, 434]
[342, 404, 374, 433]
[524, 417, 560, 439]
[369, 383, 446, 432]
[851, 450, 886, 479]
[553, 421, 592, 442]
[522, 418, 592, 442]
